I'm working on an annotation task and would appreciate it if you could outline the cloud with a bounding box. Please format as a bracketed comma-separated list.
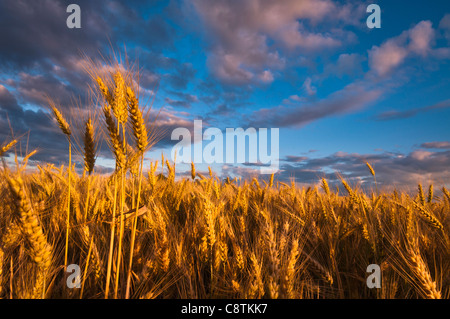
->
[0, 85, 22, 116]
[0, 0, 204, 165]
[139, 69, 160, 90]
[258, 70, 274, 84]
[164, 63, 197, 90]
[277, 148, 450, 189]
[439, 14, 450, 42]
[7, 72, 80, 107]
[276, 21, 341, 50]
[368, 20, 435, 76]
[408, 20, 435, 55]
[0, 0, 177, 69]
[325, 53, 365, 78]
[374, 99, 450, 121]
[208, 104, 235, 118]
[248, 81, 382, 128]
[0, 0, 183, 104]
[284, 155, 308, 163]
[148, 108, 196, 148]
[369, 39, 409, 77]
[302, 77, 317, 96]
[420, 141, 450, 149]
[191, 0, 364, 85]
[0, 85, 71, 163]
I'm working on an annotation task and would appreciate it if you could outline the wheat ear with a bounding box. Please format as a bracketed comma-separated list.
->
[103, 105, 125, 170]
[112, 71, 128, 124]
[0, 139, 18, 157]
[406, 247, 441, 299]
[84, 117, 96, 174]
[126, 86, 148, 153]
[7, 176, 52, 298]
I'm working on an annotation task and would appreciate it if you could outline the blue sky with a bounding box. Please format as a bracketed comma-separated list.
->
[1, 0, 450, 189]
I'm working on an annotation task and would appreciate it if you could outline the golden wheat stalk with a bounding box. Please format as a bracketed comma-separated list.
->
[104, 174, 119, 299]
[7, 176, 52, 298]
[0, 139, 18, 157]
[302, 252, 333, 285]
[125, 148, 146, 298]
[208, 166, 213, 178]
[112, 71, 128, 124]
[248, 253, 264, 298]
[366, 162, 375, 177]
[418, 183, 425, 206]
[125, 84, 149, 298]
[126, 86, 148, 153]
[84, 118, 96, 175]
[321, 178, 331, 197]
[51, 106, 71, 137]
[148, 161, 158, 187]
[406, 247, 441, 299]
[96, 76, 114, 106]
[340, 176, 357, 204]
[103, 105, 125, 170]
[283, 238, 299, 298]
[49, 103, 71, 270]
[265, 221, 280, 299]
[268, 173, 274, 188]
[427, 184, 433, 204]
[0, 247, 4, 297]
[412, 201, 444, 231]
[443, 187, 450, 203]
[191, 162, 196, 180]
[166, 159, 175, 183]
[0, 222, 21, 250]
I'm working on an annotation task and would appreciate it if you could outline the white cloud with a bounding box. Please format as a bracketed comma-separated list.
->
[192, 0, 365, 84]
[369, 20, 435, 76]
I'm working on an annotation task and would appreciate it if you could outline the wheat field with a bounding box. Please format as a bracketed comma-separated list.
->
[0, 64, 449, 299]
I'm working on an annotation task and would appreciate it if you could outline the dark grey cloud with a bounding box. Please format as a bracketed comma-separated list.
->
[0, 0, 103, 70]
[8, 72, 79, 107]
[0, 0, 195, 167]
[0, 0, 176, 70]
[0, 0, 181, 110]
[0, 85, 69, 163]
[0, 85, 22, 116]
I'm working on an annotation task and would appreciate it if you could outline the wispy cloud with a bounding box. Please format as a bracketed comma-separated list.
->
[248, 81, 382, 128]
[374, 99, 450, 121]
[420, 141, 450, 149]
